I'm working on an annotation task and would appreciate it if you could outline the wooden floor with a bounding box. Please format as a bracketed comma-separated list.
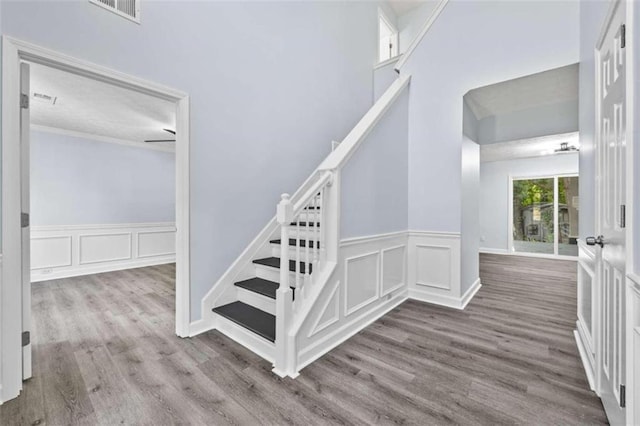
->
[0, 254, 607, 425]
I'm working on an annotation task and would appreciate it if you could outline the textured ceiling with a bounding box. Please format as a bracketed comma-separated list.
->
[29, 62, 176, 151]
[465, 63, 579, 120]
[480, 132, 579, 163]
[387, 0, 429, 16]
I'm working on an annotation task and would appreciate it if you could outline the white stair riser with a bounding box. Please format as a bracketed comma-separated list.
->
[236, 286, 276, 315]
[214, 314, 275, 363]
[254, 264, 308, 285]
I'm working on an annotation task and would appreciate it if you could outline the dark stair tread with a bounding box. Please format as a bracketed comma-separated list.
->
[253, 257, 313, 274]
[270, 238, 319, 249]
[290, 222, 320, 227]
[304, 206, 321, 210]
[212, 301, 275, 342]
[234, 277, 295, 300]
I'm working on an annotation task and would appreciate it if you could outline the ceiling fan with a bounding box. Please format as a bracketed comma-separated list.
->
[145, 128, 176, 143]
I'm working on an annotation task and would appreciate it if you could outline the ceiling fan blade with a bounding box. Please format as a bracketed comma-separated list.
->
[163, 128, 176, 135]
[145, 139, 176, 143]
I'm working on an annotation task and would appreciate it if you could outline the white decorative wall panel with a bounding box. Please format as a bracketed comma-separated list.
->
[31, 236, 72, 269]
[31, 223, 176, 282]
[138, 231, 175, 258]
[382, 245, 405, 295]
[79, 233, 132, 265]
[345, 251, 380, 316]
[416, 244, 451, 289]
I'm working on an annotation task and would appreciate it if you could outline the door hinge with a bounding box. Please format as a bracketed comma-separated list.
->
[620, 204, 626, 228]
[22, 331, 30, 347]
[20, 93, 29, 109]
[621, 24, 626, 49]
[21, 212, 30, 228]
[620, 384, 626, 407]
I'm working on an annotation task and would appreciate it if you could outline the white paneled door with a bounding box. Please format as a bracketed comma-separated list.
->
[20, 62, 32, 380]
[592, 1, 626, 423]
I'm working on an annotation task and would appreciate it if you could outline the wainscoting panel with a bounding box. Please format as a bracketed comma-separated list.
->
[382, 245, 406, 296]
[296, 231, 408, 371]
[416, 244, 451, 290]
[407, 231, 462, 308]
[31, 222, 176, 282]
[79, 233, 132, 265]
[138, 230, 176, 258]
[31, 236, 72, 270]
[345, 251, 380, 316]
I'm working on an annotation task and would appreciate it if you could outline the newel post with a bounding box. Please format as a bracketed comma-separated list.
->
[273, 193, 295, 377]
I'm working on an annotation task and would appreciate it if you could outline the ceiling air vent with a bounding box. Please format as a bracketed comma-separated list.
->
[90, 0, 140, 23]
[33, 92, 57, 105]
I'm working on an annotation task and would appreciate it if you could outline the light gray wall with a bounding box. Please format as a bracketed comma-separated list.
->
[373, 61, 398, 102]
[341, 89, 408, 238]
[397, 2, 439, 54]
[477, 99, 579, 145]
[1, 1, 379, 320]
[462, 99, 478, 142]
[30, 130, 175, 226]
[479, 153, 579, 252]
[460, 136, 479, 293]
[401, 0, 579, 233]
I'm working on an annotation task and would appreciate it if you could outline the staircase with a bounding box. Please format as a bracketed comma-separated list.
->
[212, 207, 321, 344]
[202, 74, 411, 378]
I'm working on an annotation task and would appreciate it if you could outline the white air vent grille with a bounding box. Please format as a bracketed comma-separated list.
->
[90, 0, 140, 23]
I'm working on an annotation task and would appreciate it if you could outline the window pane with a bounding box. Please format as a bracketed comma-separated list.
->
[512, 178, 555, 254]
[558, 176, 579, 256]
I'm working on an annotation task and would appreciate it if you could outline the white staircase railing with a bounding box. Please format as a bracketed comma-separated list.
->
[273, 170, 334, 377]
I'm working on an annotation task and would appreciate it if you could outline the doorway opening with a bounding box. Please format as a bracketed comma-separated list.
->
[1, 37, 191, 403]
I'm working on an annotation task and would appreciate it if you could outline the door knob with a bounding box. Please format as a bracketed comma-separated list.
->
[586, 235, 604, 247]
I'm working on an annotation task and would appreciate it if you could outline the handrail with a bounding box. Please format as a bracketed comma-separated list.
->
[318, 74, 411, 171]
[393, 0, 449, 72]
[292, 170, 332, 215]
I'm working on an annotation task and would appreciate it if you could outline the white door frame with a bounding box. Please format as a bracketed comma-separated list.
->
[0, 36, 191, 404]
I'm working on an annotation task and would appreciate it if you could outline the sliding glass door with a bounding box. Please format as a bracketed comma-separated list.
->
[511, 175, 579, 257]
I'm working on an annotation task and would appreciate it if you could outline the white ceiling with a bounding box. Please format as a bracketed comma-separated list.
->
[387, 0, 428, 16]
[29, 62, 176, 151]
[480, 132, 579, 163]
[465, 63, 579, 120]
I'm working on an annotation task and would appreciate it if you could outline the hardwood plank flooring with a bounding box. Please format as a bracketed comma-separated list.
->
[0, 255, 607, 425]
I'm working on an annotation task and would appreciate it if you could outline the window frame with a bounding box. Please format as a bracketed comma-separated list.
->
[378, 8, 399, 63]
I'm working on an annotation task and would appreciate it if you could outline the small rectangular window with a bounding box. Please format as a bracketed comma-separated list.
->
[378, 10, 399, 63]
[90, 0, 140, 23]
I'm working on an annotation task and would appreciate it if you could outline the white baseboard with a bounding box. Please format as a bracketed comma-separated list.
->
[460, 278, 482, 309]
[479, 247, 509, 255]
[574, 329, 596, 391]
[30, 222, 176, 282]
[188, 318, 215, 338]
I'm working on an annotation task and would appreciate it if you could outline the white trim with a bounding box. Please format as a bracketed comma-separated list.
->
[408, 230, 461, 239]
[479, 247, 509, 255]
[374, 55, 402, 70]
[575, 329, 597, 391]
[394, 0, 449, 72]
[1, 36, 191, 403]
[215, 314, 275, 363]
[31, 221, 176, 232]
[187, 319, 212, 338]
[460, 278, 482, 309]
[340, 230, 407, 247]
[307, 281, 341, 338]
[31, 124, 174, 153]
[408, 278, 481, 310]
